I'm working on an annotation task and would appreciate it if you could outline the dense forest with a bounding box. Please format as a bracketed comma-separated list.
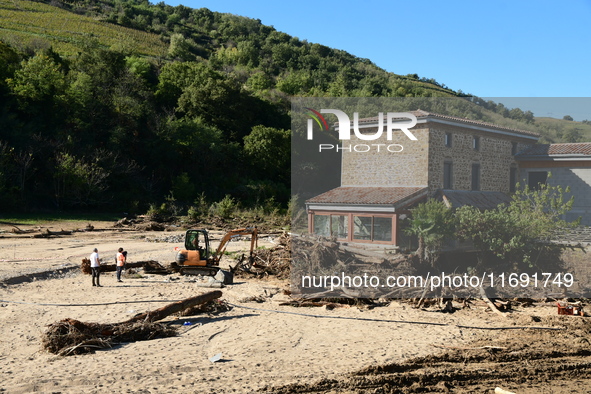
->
[0, 0, 587, 214]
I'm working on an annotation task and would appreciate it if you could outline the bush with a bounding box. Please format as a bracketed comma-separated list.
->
[187, 193, 209, 222]
[211, 195, 238, 219]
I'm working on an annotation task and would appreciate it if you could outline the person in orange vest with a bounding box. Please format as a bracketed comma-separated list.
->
[116, 247, 126, 283]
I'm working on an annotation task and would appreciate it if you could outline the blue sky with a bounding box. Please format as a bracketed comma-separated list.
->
[163, 0, 591, 120]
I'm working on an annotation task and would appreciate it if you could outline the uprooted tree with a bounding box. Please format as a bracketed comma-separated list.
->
[42, 291, 223, 356]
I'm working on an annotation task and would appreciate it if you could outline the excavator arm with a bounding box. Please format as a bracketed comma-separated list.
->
[211, 227, 258, 265]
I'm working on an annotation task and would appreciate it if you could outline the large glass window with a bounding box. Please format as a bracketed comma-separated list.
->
[314, 214, 393, 243]
[313, 215, 330, 237]
[373, 217, 392, 242]
[331, 215, 348, 239]
[353, 216, 372, 240]
[314, 214, 348, 239]
[353, 216, 392, 242]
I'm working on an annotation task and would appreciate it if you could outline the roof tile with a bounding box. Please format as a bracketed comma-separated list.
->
[517, 143, 591, 157]
[307, 186, 427, 206]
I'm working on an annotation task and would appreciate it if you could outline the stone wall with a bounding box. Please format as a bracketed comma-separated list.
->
[427, 123, 533, 195]
[340, 127, 430, 187]
[339, 120, 535, 196]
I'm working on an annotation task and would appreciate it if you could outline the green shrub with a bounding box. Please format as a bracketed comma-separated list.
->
[211, 195, 238, 219]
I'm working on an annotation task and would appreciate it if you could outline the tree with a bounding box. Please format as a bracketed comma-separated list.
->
[455, 179, 577, 268]
[563, 115, 574, 121]
[168, 33, 194, 61]
[403, 200, 454, 265]
[53, 153, 110, 208]
[243, 125, 290, 182]
[7, 53, 66, 112]
[563, 128, 582, 143]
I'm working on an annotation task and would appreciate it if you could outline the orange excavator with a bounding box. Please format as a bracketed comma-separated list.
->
[175, 227, 258, 276]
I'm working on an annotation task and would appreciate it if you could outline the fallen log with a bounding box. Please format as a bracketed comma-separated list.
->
[10, 226, 36, 234]
[125, 291, 223, 323]
[33, 229, 73, 238]
[80, 259, 162, 274]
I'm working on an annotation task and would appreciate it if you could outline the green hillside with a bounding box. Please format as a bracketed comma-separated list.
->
[0, 0, 586, 215]
[534, 117, 591, 144]
[0, 0, 167, 56]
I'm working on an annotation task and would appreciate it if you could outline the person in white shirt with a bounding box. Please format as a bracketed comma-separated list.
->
[90, 248, 102, 287]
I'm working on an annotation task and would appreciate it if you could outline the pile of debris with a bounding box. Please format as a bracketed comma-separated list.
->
[144, 234, 185, 243]
[42, 319, 176, 356]
[113, 216, 176, 232]
[234, 232, 291, 279]
[41, 292, 222, 356]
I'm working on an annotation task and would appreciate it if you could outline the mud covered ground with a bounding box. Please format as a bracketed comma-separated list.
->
[1, 220, 591, 393]
[271, 313, 591, 394]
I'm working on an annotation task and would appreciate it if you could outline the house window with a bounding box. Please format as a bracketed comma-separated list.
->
[313, 214, 348, 239]
[444, 133, 452, 147]
[511, 142, 518, 155]
[373, 217, 392, 242]
[330, 215, 348, 239]
[528, 171, 548, 190]
[509, 167, 517, 192]
[353, 216, 373, 240]
[353, 216, 392, 242]
[471, 163, 481, 191]
[313, 215, 330, 237]
[443, 162, 453, 189]
[473, 136, 480, 151]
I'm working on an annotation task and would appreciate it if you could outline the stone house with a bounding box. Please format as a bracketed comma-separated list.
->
[516, 143, 591, 225]
[306, 110, 540, 246]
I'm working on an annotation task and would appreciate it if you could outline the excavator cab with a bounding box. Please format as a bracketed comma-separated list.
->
[176, 229, 218, 276]
[185, 229, 210, 259]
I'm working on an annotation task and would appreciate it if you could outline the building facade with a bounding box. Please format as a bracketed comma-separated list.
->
[516, 143, 591, 225]
[306, 110, 539, 246]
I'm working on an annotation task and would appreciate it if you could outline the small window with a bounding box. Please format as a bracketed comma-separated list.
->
[528, 171, 547, 190]
[509, 167, 517, 192]
[471, 163, 480, 191]
[443, 162, 453, 189]
[511, 142, 518, 155]
[473, 136, 480, 151]
[444, 133, 452, 147]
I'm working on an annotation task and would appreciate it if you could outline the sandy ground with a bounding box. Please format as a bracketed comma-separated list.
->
[0, 220, 588, 393]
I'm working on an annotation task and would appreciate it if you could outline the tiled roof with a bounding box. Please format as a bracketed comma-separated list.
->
[356, 109, 540, 138]
[438, 190, 512, 210]
[307, 186, 428, 206]
[516, 143, 591, 157]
